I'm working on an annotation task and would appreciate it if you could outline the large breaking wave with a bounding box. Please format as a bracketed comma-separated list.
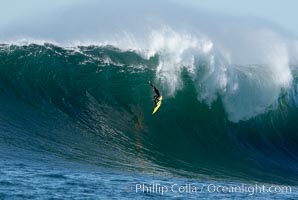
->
[0, 43, 298, 184]
[1, 0, 298, 185]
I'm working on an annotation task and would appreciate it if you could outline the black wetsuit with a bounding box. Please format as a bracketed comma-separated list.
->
[149, 83, 160, 106]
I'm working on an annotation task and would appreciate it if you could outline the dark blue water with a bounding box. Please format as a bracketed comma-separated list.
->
[1, 156, 296, 199]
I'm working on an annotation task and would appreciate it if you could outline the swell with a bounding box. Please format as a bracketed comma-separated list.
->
[0, 44, 297, 184]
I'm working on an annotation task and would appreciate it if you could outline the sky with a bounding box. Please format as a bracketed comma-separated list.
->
[176, 0, 298, 37]
[0, 0, 297, 39]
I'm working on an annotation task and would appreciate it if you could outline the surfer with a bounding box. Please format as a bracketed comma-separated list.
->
[148, 81, 160, 106]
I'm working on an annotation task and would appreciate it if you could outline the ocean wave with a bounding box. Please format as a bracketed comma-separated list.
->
[0, 44, 298, 184]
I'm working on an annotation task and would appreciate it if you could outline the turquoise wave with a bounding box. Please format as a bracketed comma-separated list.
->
[0, 44, 297, 184]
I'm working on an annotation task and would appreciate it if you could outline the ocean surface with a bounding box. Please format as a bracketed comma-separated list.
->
[0, 43, 297, 199]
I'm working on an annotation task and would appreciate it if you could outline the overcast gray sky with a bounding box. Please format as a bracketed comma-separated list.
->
[0, 0, 297, 42]
[174, 0, 298, 36]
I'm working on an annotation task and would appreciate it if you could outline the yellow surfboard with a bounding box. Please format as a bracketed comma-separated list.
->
[152, 96, 162, 114]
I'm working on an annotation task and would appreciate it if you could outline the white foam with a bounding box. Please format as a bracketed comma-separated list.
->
[147, 27, 209, 95]
[131, 27, 293, 122]
[196, 29, 292, 122]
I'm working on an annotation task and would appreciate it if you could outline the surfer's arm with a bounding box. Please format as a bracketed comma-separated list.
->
[148, 80, 154, 88]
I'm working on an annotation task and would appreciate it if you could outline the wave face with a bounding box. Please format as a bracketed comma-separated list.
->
[0, 43, 297, 184]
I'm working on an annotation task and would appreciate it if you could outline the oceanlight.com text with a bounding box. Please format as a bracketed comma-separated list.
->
[133, 183, 292, 196]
